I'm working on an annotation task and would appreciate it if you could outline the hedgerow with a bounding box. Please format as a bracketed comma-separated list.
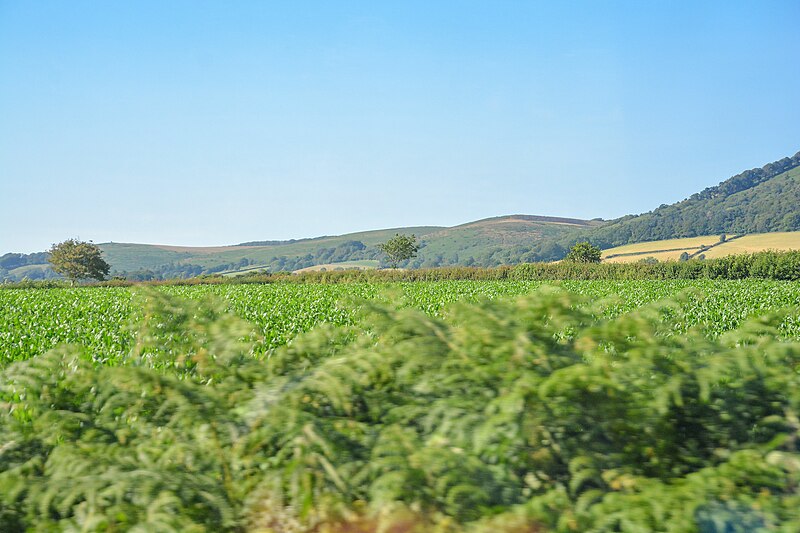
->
[1, 250, 798, 289]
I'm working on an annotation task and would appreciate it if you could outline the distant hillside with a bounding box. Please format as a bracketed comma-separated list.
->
[0, 252, 59, 283]
[600, 232, 800, 263]
[95, 216, 595, 278]
[3, 150, 799, 281]
[0, 216, 596, 281]
[574, 151, 800, 249]
[98, 226, 446, 278]
[413, 215, 601, 267]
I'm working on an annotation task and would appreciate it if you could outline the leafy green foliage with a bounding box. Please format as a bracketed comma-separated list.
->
[564, 242, 602, 263]
[239, 249, 800, 284]
[2, 285, 800, 530]
[571, 151, 800, 248]
[0, 287, 134, 366]
[48, 239, 110, 282]
[377, 233, 420, 268]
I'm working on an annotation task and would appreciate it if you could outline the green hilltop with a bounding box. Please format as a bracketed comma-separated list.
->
[2, 150, 799, 281]
[96, 216, 597, 278]
[98, 226, 445, 277]
[568, 151, 800, 249]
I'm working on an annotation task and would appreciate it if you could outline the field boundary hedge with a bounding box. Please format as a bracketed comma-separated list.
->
[1, 250, 798, 289]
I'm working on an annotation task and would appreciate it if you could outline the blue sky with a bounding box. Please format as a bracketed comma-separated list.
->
[1, 1, 798, 253]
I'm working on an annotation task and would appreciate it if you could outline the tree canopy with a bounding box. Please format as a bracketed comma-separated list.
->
[48, 239, 110, 282]
[377, 233, 419, 268]
[564, 241, 602, 263]
[566, 150, 800, 248]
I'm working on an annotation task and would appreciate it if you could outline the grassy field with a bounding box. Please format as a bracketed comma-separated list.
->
[3, 279, 800, 367]
[601, 231, 800, 262]
[601, 235, 723, 258]
[603, 249, 692, 262]
[703, 231, 800, 258]
[292, 259, 379, 273]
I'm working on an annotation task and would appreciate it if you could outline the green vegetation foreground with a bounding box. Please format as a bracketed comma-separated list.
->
[1, 281, 800, 530]
[3, 280, 800, 367]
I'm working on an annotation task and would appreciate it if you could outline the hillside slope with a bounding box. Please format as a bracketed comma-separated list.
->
[98, 216, 596, 277]
[414, 215, 600, 267]
[99, 226, 445, 275]
[3, 150, 799, 281]
[574, 151, 800, 248]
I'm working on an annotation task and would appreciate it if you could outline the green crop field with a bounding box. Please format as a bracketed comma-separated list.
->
[292, 259, 380, 273]
[3, 280, 800, 367]
[2, 280, 800, 531]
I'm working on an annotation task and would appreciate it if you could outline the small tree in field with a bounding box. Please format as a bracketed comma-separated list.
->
[378, 234, 419, 268]
[564, 241, 602, 263]
[49, 239, 111, 283]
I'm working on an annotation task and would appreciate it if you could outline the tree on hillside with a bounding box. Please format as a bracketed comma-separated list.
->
[48, 239, 110, 283]
[564, 242, 602, 263]
[377, 234, 419, 268]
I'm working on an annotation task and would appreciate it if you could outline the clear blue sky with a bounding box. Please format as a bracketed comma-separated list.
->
[1, 1, 798, 253]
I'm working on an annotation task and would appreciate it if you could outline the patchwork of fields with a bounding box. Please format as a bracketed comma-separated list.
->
[601, 231, 800, 263]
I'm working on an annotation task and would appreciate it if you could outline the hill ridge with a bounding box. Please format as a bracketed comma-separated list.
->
[453, 214, 600, 229]
[3, 149, 799, 281]
[569, 150, 800, 249]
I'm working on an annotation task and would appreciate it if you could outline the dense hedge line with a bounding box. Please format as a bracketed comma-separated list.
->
[276, 250, 800, 283]
[2, 250, 798, 289]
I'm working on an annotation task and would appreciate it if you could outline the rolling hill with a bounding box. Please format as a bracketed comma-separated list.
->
[98, 225, 444, 274]
[569, 151, 800, 249]
[95, 215, 598, 278]
[412, 215, 601, 267]
[2, 150, 799, 281]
